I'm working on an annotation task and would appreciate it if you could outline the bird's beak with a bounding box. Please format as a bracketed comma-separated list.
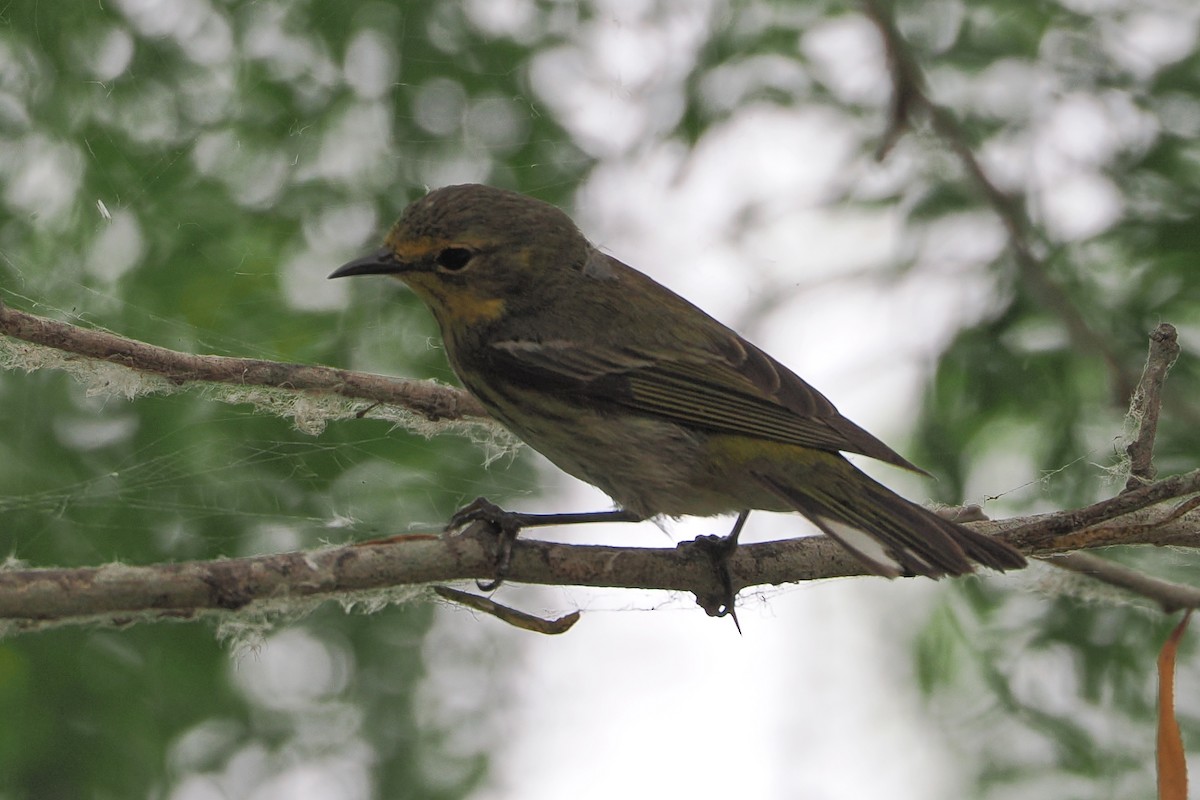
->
[328, 247, 406, 279]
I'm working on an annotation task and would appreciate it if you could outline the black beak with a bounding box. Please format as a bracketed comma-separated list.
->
[328, 247, 405, 279]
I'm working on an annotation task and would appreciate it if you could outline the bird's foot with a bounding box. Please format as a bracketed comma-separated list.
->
[689, 533, 742, 634]
[446, 496, 526, 591]
[447, 500, 644, 591]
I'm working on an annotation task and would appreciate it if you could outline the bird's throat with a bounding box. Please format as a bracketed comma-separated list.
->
[403, 275, 507, 325]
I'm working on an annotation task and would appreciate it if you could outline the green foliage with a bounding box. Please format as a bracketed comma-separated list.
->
[1, 0, 1198, 797]
[885, 0, 1200, 794]
[0, 2, 549, 797]
[917, 579, 1196, 797]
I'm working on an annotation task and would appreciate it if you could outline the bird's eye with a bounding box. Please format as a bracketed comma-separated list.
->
[435, 247, 473, 271]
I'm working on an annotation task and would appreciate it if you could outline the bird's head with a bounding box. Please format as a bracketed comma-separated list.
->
[330, 184, 594, 325]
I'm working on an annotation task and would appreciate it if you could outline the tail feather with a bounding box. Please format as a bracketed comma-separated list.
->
[753, 465, 1026, 578]
[951, 523, 1028, 572]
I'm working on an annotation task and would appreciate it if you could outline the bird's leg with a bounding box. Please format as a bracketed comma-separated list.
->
[448, 498, 643, 530]
[689, 510, 750, 632]
[446, 497, 643, 591]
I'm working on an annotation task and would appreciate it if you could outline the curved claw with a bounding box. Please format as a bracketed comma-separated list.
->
[448, 497, 516, 532]
[449, 497, 525, 592]
[446, 498, 646, 594]
[475, 576, 505, 593]
[689, 534, 742, 633]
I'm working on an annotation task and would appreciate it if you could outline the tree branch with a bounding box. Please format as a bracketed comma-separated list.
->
[857, 8, 1200, 622]
[3, 476, 1200, 634]
[1044, 552, 1200, 615]
[1124, 323, 1181, 490]
[861, 0, 1139, 402]
[2, 302, 1198, 633]
[0, 300, 489, 425]
[999, 469, 1200, 553]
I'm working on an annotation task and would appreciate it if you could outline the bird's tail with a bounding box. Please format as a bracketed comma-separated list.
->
[753, 458, 1026, 578]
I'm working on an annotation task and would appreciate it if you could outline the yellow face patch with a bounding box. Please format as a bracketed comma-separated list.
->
[437, 294, 506, 323]
[383, 233, 439, 263]
[383, 230, 509, 324]
[383, 230, 493, 262]
[401, 272, 506, 324]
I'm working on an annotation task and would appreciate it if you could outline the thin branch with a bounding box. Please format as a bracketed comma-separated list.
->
[0, 523, 850, 633]
[1043, 552, 1200, 614]
[861, 0, 923, 161]
[432, 585, 580, 634]
[3, 475, 1200, 633]
[984, 323, 1197, 614]
[860, 0, 1138, 402]
[1125, 323, 1181, 490]
[1000, 468, 1200, 553]
[0, 300, 489, 423]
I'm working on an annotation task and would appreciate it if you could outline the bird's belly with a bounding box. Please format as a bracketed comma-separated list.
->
[490, 407, 784, 518]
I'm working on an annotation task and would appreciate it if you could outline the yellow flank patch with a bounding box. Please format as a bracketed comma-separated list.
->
[706, 434, 836, 467]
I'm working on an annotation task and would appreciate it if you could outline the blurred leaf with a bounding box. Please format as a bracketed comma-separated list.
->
[1157, 611, 1191, 800]
[2, 0, 1200, 797]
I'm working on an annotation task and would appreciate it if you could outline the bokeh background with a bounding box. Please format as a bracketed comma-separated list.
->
[1, 1, 1199, 797]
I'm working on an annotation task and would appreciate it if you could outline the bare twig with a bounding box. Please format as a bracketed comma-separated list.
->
[0, 300, 488, 423]
[860, 0, 1138, 402]
[997, 322, 1195, 614]
[1001, 468, 1200, 553]
[861, 0, 922, 161]
[1044, 552, 1200, 614]
[1125, 323, 1181, 490]
[863, 10, 1200, 645]
[3, 473, 1200, 633]
[433, 585, 580, 634]
[0, 522, 852, 633]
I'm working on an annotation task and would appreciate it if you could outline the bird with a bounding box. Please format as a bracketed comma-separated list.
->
[330, 183, 1025, 612]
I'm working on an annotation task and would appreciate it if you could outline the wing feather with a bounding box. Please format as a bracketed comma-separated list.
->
[489, 335, 923, 472]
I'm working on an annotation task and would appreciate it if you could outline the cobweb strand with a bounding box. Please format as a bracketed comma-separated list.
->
[0, 331, 513, 445]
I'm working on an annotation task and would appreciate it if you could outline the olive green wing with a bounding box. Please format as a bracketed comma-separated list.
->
[489, 334, 924, 473]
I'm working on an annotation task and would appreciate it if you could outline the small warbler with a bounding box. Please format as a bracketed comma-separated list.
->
[331, 183, 1025, 586]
